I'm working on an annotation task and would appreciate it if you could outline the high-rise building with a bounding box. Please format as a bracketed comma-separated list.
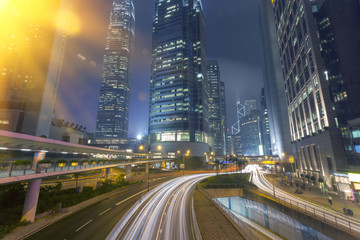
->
[259, 0, 293, 160]
[220, 81, 228, 154]
[207, 60, 226, 156]
[148, 0, 209, 156]
[260, 88, 272, 156]
[267, 0, 360, 186]
[95, 0, 135, 147]
[313, 0, 360, 165]
[0, 0, 71, 137]
[241, 110, 262, 156]
[244, 100, 257, 116]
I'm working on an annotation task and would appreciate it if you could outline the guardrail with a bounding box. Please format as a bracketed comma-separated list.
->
[198, 186, 263, 240]
[0, 159, 172, 179]
[268, 192, 360, 237]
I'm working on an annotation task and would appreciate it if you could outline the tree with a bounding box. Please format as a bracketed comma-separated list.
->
[214, 160, 220, 175]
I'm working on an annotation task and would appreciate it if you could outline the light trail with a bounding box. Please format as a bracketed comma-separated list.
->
[107, 174, 213, 240]
[247, 165, 360, 236]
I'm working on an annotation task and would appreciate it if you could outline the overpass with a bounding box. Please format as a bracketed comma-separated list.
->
[212, 155, 281, 165]
[0, 130, 174, 222]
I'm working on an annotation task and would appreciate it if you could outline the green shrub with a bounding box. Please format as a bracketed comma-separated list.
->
[55, 159, 67, 164]
[13, 160, 31, 166]
[38, 159, 52, 164]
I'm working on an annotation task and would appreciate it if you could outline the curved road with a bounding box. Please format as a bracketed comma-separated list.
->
[24, 177, 175, 240]
[247, 165, 360, 236]
[108, 174, 214, 240]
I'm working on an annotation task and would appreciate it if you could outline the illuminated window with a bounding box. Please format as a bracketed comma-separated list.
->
[352, 130, 360, 138]
[161, 132, 176, 141]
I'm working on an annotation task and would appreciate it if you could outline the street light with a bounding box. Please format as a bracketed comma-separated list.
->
[157, 145, 162, 151]
[139, 145, 144, 151]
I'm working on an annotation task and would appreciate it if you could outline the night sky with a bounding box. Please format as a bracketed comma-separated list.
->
[55, 0, 263, 137]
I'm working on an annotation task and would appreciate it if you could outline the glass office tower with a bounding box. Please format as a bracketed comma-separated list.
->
[95, 0, 135, 147]
[149, 0, 209, 156]
[207, 60, 226, 156]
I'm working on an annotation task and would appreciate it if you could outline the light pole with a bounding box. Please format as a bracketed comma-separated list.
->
[147, 162, 150, 192]
[183, 150, 190, 176]
[273, 168, 276, 198]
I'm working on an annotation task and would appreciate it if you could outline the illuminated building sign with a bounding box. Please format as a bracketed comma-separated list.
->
[354, 183, 360, 191]
[0, 120, 9, 125]
[349, 173, 360, 183]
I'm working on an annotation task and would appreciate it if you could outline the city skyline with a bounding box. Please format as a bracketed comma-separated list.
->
[54, 0, 263, 137]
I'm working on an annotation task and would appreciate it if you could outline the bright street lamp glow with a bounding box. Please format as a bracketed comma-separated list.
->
[137, 134, 142, 140]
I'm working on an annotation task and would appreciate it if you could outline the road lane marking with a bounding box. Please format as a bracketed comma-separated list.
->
[75, 219, 93, 232]
[115, 188, 148, 206]
[99, 208, 111, 216]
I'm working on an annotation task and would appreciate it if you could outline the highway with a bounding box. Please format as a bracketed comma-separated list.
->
[247, 165, 360, 236]
[24, 177, 176, 240]
[108, 174, 214, 240]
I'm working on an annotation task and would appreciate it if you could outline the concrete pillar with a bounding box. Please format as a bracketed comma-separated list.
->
[105, 168, 111, 180]
[125, 165, 132, 179]
[22, 179, 42, 222]
[145, 163, 149, 175]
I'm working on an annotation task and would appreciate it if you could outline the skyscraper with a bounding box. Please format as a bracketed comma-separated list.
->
[267, 0, 360, 187]
[0, 0, 71, 137]
[244, 100, 257, 116]
[207, 60, 226, 156]
[260, 88, 272, 156]
[149, 0, 209, 156]
[241, 110, 262, 156]
[259, 0, 293, 159]
[95, 0, 135, 147]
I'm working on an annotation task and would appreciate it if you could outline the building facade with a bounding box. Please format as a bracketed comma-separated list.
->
[207, 60, 226, 156]
[313, 0, 360, 165]
[244, 100, 257, 116]
[260, 88, 272, 156]
[95, 0, 135, 146]
[0, 0, 71, 137]
[240, 110, 262, 156]
[259, 0, 293, 160]
[148, 0, 209, 156]
[268, 0, 360, 187]
[49, 117, 90, 145]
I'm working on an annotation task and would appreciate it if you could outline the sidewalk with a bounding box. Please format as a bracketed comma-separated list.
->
[269, 176, 360, 219]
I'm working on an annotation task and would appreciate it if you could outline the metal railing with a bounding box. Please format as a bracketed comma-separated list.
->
[266, 191, 360, 237]
[198, 186, 265, 240]
[0, 159, 172, 179]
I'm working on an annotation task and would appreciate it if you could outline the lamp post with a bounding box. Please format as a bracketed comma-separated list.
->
[183, 150, 190, 176]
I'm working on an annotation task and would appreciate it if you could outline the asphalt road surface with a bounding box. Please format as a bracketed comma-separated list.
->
[25, 177, 175, 240]
[108, 174, 214, 240]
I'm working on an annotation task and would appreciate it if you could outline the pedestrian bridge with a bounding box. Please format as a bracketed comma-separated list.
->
[0, 130, 174, 185]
